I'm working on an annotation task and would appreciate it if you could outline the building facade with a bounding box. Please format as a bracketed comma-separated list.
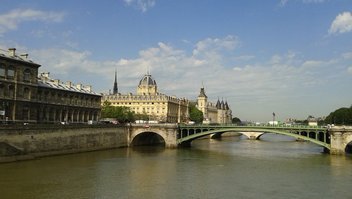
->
[102, 73, 189, 123]
[196, 87, 232, 124]
[0, 48, 101, 124]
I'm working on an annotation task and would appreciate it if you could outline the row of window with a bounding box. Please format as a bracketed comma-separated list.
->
[0, 64, 33, 82]
[0, 84, 31, 99]
[111, 102, 165, 105]
[38, 90, 100, 107]
[106, 96, 169, 101]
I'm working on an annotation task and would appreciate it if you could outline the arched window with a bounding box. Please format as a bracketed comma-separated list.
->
[23, 69, 31, 82]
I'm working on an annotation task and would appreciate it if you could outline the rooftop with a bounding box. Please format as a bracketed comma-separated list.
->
[38, 72, 100, 96]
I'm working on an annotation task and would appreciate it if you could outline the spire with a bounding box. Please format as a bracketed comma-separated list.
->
[216, 98, 221, 109]
[198, 87, 207, 98]
[225, 101, 229, 110]
[113, 69, 118, 94]
[198, 82, 207, 98]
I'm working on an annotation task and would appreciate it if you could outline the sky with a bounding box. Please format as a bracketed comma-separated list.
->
[0, 0, 351, 122]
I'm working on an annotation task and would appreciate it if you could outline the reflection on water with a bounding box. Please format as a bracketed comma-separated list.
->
[0, 134, 351, 199]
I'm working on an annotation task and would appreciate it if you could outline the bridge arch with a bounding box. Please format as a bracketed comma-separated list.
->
[131, 131, 165, 146]
[344, 137, 352, 154]
[129, 124, 179, 148]
[130, 129, 166, 146]
[178, 127, 330, 150]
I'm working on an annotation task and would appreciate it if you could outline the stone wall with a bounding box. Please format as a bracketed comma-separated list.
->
[329, 126, 352, 155]
[0, 125, 128, 162]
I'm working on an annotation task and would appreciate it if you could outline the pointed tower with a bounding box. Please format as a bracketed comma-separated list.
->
[113, 69, 118, 95]
[197, 86, 208, 120]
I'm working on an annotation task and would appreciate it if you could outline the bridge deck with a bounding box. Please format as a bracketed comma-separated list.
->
[177, 124, 330, 149]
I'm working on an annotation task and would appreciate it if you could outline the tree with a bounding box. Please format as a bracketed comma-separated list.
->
[189, 103, 203, 124]
[101, 100, 135, 123]
[232, 117, 241, 124]
[325, 106, 352, 125]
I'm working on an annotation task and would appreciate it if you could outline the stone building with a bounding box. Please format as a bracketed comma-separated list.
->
[0, 48, 101, 124]
[102, 72, 189, 123]
[196, 87, 232, 124]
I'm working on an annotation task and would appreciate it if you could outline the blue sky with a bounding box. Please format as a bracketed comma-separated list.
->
[0, 0, 351, 122]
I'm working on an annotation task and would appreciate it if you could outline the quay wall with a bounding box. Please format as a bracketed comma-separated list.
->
[0, 125, 128, 163]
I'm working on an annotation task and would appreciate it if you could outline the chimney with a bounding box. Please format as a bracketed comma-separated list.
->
[40, 72, 50, 78]
[84, 85, 92, 92]
[8, 48, 16, 56]
[66, 81, 72, 88]
[76, 84, 82, 90]
[54, 79, 60, 86]
[20, 54, 29, 59]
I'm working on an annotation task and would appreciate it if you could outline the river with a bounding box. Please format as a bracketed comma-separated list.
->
[0, 134, 351, 199]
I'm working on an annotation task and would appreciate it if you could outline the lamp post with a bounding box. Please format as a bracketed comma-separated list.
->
[272, 112, 276, 125]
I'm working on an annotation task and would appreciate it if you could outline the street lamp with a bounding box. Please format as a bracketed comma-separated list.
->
[272, 112, 276, 125]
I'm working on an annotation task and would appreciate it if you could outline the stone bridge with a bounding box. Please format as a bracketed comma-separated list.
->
[129, 124, 352, 155]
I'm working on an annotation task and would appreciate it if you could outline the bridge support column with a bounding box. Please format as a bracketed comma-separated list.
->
[241, 132, 264, 140]
[330, 131, 344, 155]
[329, 126, 352, 155]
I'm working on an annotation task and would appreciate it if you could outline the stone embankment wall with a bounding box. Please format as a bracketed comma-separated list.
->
[0, 125, 128, 163]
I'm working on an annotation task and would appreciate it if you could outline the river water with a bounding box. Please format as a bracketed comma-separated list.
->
[0, 134, 351, 199]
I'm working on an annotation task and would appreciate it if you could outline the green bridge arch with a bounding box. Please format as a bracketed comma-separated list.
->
[177, 126, 331, 150]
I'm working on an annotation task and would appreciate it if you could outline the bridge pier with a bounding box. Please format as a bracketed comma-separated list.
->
[128, 124, 178, 149]
[329, 126, 352, 155]
[241, 132, 264, 140]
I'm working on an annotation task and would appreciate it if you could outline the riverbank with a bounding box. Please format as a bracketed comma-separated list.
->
[0, 125, 128, 163]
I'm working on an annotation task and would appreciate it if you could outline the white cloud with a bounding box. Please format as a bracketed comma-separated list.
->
[0, 8, 65, 34]
[342, 52, 352, 59]
[329, 12, 352, 34]
[280, 0, 326, 7]
[302, 0, 326, 3]
[193, 35, 238, 55]
[348, 66, 352, 74]
[25, 37, 352, 121]
[123, 0, 156, 12]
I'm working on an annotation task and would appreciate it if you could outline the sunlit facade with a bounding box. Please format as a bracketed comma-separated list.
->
[0, 48, 101, 124]
[102, 72, 189, 123]
[196, 87, 232, 124]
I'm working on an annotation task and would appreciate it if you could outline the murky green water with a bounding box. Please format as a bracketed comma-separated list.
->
[0, 134, 351, 199]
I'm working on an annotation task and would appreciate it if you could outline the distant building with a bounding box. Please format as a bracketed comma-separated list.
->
[308, 118, 318, 126]
[0, 48, 101, 124]
[196, 87, 232, 124]
[102, 72, 189, 123]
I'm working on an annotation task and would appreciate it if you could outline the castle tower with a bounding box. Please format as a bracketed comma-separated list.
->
[113, 69, 118, 95]
[137, 73, 158, 95]
[197, 87, 208, 119]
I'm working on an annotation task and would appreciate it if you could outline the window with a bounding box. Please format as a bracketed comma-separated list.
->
[8, 85, 14, 98]
[7, 67, 15, 79]
[23, 69, 31, 82]
[0, 64, 5, 77]
[23, 87, 30, 99]
[0, 84, 4, 97]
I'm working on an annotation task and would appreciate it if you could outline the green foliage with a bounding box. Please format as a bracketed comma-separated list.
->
[101, 100, 135, 123]
[232, 117, 241, 124]
[134, 113, 149, 121]
[189, 104, 203, 123]
[325, 106, 352, 125]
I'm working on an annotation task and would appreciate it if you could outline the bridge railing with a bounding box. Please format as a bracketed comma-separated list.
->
[178, 123, 327, 130]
